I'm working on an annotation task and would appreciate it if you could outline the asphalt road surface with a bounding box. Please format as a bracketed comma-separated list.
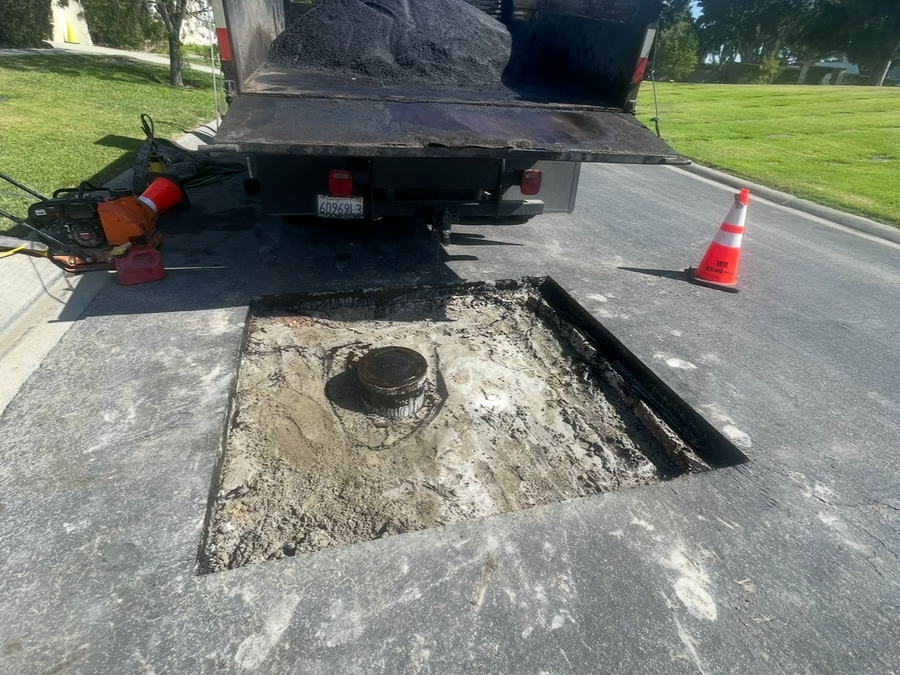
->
[1, 161, 899, 674]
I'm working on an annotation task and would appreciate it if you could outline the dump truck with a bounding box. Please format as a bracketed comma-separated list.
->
[207, 0, 682, 242]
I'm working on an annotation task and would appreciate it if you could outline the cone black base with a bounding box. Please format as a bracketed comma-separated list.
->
[686, 268, 740, 293]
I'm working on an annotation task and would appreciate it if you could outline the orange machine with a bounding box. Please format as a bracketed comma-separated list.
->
[1, 174, 187, 273]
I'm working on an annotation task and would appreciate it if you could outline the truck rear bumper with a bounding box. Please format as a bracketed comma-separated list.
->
[255, 156, 580, 218]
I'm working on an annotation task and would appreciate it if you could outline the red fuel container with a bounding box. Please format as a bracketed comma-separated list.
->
[115, 249, 165, 285]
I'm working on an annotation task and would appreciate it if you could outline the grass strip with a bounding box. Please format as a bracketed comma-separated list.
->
[0, 53, 216, 232]
[637, 83, 900, 227]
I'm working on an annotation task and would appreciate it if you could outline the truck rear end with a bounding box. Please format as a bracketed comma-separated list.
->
[209, 0, 680, 236]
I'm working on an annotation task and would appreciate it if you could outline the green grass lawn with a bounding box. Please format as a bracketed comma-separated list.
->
[0, 54, 216, 231]
[637, 83, 900, 226]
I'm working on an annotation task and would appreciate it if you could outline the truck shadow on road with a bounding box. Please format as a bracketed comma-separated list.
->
[75, 177, 530, 319]
[618, 266, 690, 282]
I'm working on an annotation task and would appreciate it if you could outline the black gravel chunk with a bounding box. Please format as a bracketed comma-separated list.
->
[267, 0, 512, 89]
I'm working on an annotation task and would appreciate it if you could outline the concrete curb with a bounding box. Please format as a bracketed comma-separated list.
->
[677, 162, 900, 245]
[0, 254, 67, 338]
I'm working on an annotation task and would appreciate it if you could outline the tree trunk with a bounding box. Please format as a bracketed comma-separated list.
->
[873, 35, 900, 87]
[156, 1, 188, 88]
[168, 31, 183, 87]
[871, 60, 890, 86]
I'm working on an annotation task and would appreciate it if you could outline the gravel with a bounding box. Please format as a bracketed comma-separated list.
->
[267, 0, 513, 88]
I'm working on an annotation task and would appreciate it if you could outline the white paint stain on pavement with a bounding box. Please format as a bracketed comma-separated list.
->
[722, 424, 752, 449]
[631, 517, 655, 532]
[673, 577, 717, 621]
[235, 594, 301, 670]
[699, 405, 753, 450]
[673, 615, 710, 675]
[654, 353, 697, 370]
[660, 546, 717, 621]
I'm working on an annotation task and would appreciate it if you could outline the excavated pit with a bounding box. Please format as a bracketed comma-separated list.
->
[200, 278, 743, 573]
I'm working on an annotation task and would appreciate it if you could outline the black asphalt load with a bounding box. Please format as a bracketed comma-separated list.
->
[1, 163, 900, 673]
[268, 0, 511, 88]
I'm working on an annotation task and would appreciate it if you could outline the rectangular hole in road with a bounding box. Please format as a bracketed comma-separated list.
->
[199, 277, 746, 573]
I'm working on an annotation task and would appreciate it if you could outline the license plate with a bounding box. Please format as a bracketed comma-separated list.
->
[317, 195, 364, 219]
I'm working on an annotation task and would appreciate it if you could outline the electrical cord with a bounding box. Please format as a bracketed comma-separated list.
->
[649, 26, 662, 138]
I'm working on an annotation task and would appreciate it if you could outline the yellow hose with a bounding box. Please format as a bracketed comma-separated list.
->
[0, 245, 25, 258]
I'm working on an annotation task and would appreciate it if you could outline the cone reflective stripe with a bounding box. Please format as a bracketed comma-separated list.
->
[687, 189, 749, 293]
[138, 176, 186, 214]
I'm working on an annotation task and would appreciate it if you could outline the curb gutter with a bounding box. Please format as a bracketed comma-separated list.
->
[677, 162, 900, 246]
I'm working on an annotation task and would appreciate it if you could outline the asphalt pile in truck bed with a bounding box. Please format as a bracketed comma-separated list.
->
[267, 0, 513, 88]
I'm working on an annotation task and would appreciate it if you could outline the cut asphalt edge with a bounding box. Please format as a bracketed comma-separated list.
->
[0, 144, 897, 417]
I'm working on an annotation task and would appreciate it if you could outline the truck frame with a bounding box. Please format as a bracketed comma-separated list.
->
[207, 0, 682, 241]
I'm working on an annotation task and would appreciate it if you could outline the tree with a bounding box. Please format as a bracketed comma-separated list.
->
[831, 0, 900, 86]
[696, 0, 898, 86]
[696, 0, 821, 67]
[79, 0, 164, 50]
[655, 21, 700, 80]
[783, 0, 845, 83]
[660, 0, 694, 27]
[696, 0, 764, 66]
[152, 0, 189, 86]
[0, 0, 52, 48]
[152, 0, 212, 87]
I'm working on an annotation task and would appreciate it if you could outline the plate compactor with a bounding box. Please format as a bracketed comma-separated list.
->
[0, 171, 187, 273]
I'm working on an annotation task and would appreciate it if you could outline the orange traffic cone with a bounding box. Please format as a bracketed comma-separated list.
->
[138, 175, 188, 215]
[687, 189, 749, 293]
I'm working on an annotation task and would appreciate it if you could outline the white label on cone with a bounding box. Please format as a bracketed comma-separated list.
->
[138, 195, 158, 213]
[713, 230, 743, 248]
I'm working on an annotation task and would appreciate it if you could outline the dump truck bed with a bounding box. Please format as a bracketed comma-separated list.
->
[213, 68, 682, 162]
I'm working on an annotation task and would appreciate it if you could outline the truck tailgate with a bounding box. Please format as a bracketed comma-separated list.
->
[213, 96, 681, 163]
[210, 71, 683, 163]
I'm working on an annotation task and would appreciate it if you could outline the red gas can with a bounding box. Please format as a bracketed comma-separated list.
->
[115, 249, 165, 285]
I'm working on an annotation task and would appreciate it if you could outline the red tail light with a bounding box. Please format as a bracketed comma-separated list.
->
[521, 169, 542, 196]
[328, 170, 353, 197]
[215, 28, 233, 62]
[632, 26, 657, 85]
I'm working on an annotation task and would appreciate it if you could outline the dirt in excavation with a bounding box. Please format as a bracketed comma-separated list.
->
[267, 0, 512, 88]
[201, 285, 709, 572]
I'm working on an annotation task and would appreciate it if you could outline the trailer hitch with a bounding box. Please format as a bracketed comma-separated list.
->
[431, 206, 452, 246]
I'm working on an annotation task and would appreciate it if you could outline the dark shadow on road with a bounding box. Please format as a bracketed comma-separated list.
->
[449, 232, 524, 247]
[619, 267, 689, 282]
[75, 175, 479, 318]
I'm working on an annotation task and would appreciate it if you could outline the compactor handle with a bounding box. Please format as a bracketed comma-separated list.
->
[52, 181, 109, 199]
